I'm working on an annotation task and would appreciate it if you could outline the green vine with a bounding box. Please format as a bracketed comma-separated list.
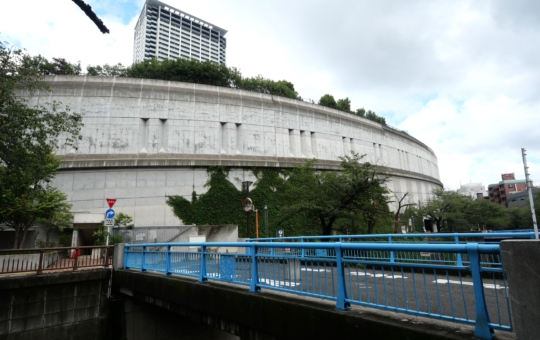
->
[166, 166, 392, 238]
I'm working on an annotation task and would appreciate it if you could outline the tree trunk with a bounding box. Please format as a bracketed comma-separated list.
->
[367, 220, 375, 234]
[13, 227, 20, 249]
[394, 221, 401, 234]
[19, 226, 30, 249]
[320, 216, 336, 238]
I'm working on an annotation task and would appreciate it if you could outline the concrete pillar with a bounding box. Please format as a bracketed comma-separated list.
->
[113, 243, 126, 270]
[501, 240, 540, 340]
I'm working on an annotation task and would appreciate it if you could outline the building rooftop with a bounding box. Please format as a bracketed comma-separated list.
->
[143, 0, 228, 35]
[488, 179, 529, 189]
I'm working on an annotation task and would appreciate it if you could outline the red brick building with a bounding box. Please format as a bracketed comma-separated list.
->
[488, 173, 530, 207]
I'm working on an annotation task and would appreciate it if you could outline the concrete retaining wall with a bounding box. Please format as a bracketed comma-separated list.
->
[501, 239, 540, 340]
[113, 270, 489, 340]
[0, 269, 111, 340]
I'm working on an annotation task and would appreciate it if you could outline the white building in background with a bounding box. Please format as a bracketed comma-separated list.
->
[457, 182, 487, 199]
[133, 0, 227, 64]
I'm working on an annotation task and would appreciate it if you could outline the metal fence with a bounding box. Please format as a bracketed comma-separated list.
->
[124, 241, 510, 339]
[0, 246, 113, 275]
[112, 226, 191, 244]
[247, 231, 536, 244]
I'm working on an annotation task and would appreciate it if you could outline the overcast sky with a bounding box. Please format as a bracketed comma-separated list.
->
[2, 0, 539, 190]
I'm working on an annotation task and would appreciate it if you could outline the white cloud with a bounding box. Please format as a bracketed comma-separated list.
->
[2, 0, 539, 190]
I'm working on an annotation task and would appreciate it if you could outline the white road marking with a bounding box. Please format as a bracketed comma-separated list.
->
[259, 278, 301, 287]
[433, 279, 504, 289]
[349, 272, 408, 279]
[301, 268, 330, 272]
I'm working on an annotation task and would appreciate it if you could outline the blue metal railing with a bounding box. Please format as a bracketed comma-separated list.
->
[124, 241, 510, 340]
[247, 231, 535, 244]
[248, 232, 535, 269]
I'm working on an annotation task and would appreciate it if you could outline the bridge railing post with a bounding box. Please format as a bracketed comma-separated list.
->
[335, 243, 351, 311]
[37, 249, 44, 275]
[389, 235, 395, 263]
[165, 245, 171, 276]
[141, 246, 147, 272]
[467, 243, 494, 339]
[250, 243, 260, 292]
[455, 234, 463, 266]
[199, 245, 207, 283]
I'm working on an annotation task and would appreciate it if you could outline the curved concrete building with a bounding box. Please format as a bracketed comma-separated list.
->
[25, 76, 442, 227]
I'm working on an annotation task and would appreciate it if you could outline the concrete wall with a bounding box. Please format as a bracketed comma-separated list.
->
[23, 76, 442, 227]
[113, 270, 486, 340]
[501, 240, 540, 340]
[0, 269, 111, 340]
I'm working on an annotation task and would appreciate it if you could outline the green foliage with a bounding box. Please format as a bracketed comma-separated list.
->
[126, 58, 241, 87]
[0, 40, 83, 248]
[238, 76, 298, 99]
[336, 97, 351, 112]
[36, 189, 73, 247]
[353, 108, 386, 125]
[93, 226, 123, 245]
[58, 231, 73, 247]
[114, 212, 134, 228]
[21, 55, 81, 75]
[167, 154, 391, 237]
[417, 188, 537, 232]
[87, 63, 127, 77]
[318, 94, 337, 109]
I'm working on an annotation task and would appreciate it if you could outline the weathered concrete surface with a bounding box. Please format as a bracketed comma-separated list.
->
[114, 270, 515, 340]
[21, 76, 442, 227]
[501, 240, 540, 340]
[0, 269, 111, 340]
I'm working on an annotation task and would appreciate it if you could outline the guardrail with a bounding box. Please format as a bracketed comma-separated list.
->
[124, 241, 510, 339]
[248, 232, 534, 269]
[247, 231, 536, 244]
[0, 246, 113, 275]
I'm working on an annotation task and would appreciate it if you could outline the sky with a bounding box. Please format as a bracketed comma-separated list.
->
[1, 0, 539, 190]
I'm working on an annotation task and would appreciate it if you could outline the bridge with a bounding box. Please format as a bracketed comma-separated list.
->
[1, 232, 538, 339]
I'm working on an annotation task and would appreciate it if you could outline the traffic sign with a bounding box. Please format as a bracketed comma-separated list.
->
[106, 198, 117, 208]
[105, 209, 115, 219]
[277, 229, 284, 238]
[104, 218, 114, 227]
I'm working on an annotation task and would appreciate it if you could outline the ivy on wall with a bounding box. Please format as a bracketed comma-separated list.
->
[167, 165, 393, 238]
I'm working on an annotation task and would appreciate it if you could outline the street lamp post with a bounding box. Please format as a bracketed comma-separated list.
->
[264, 205, 268, 238]
[242, 181, 253, 239]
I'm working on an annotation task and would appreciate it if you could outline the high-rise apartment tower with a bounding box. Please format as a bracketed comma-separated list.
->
[133, 0, 227, 64]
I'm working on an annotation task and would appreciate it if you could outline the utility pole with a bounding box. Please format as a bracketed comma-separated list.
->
[522, 148, 538, 239]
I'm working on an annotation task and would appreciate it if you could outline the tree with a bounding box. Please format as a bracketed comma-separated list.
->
[2, 185, 72, 248]
[336, 97, 351, 112]
[318, 94, 337, 109]
[36, 189, 73, 247]
[86, 63, 126, 77]
[0, 40, 83, 248]
[419, 188, 462, 232]
[391, 192, 416, 233]
[281, 152, 390, 236]
[355, 108, 366, 117]
[114, 212, 134, 228]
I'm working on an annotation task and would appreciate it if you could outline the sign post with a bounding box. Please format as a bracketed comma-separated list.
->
[104, 198, 117, 246]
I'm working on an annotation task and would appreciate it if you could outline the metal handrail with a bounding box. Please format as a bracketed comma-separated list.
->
[124, 241, 509, 339]
[0, 246, 113, 275]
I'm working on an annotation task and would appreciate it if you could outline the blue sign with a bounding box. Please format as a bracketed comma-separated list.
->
[105, 209, 115, 219]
